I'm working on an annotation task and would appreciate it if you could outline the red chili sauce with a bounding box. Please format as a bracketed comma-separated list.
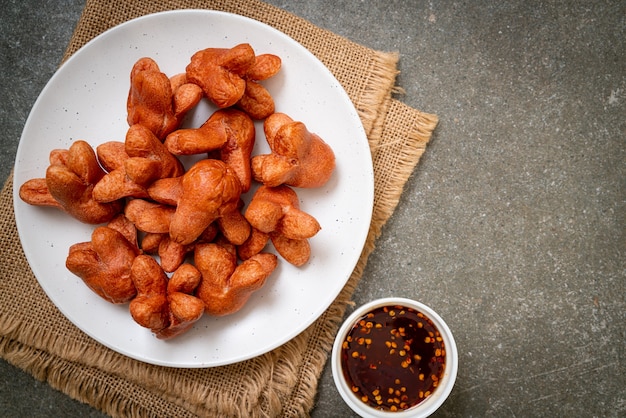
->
[340, 305, 446, 412]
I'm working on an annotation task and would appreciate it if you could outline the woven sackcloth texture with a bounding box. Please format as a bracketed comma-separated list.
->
[0, 0, 438, 417]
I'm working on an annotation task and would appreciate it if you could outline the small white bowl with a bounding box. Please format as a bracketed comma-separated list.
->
[331, 298, 458, 417]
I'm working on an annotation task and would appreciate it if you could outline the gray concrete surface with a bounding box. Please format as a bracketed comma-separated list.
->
[1, 1, 624, 417]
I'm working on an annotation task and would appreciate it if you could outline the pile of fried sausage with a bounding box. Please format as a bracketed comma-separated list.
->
[19, 44, 336, 339]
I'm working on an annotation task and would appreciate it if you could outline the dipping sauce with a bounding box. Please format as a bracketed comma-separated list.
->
[340, 304, 446, 412]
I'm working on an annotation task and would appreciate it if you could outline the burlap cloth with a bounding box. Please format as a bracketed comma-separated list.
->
[0, 0, 438, 416]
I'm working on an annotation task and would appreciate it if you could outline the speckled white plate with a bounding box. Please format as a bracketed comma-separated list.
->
[12, 10, 373, 367]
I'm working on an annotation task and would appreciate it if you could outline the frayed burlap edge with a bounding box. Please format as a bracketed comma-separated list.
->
[0, 338, 196, 418]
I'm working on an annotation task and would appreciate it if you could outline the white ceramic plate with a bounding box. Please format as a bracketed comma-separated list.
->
[13, 10, 373, 367]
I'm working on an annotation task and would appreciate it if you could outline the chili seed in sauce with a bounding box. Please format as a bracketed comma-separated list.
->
[340, 305, 446, 412]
